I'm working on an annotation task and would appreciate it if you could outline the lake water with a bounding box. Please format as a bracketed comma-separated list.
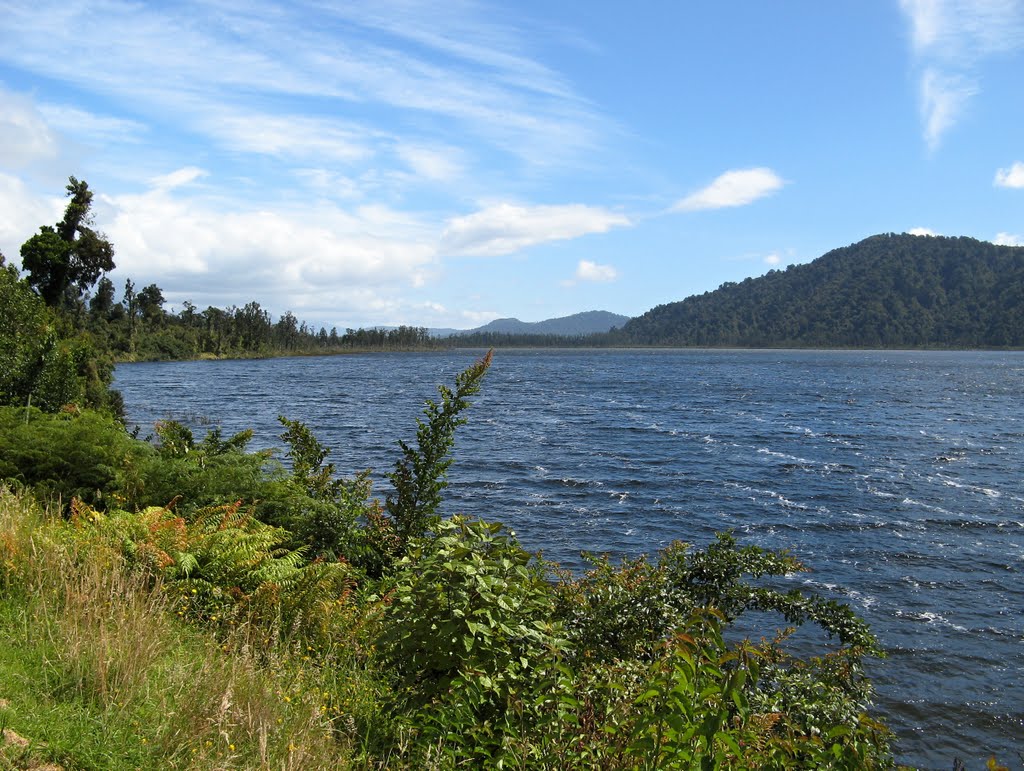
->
[115, 349, 1024, 768]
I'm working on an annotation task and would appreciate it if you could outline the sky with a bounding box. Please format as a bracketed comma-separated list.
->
[1, 0, 1022, 331]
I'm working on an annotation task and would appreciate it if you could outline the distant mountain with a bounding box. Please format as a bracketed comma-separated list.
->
[615, 234, 1024, 348]
[436, 310, 630, 338]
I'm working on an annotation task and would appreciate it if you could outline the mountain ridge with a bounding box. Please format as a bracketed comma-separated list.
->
[433, 309, 630, 338]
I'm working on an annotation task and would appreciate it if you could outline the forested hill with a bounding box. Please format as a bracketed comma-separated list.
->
[614, 234, 1024, 348]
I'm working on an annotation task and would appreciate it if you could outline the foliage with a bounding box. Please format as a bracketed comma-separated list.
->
[386, 349, 492, 545]
[376, 516, 569, 764]
[20, 176, 115, 307]
[380, 517, 567, 702]
[67, 497, 355, 649]
[0, 488, 369, 770]
[0, 264, 117, 412]
[0, 406, 144, 509]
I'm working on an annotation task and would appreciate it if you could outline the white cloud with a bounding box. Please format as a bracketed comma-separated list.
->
[900, 0, 1024, 58]
[920, 69, 977, 152]
[293, 169, 363, 200]
[38, 103, 147, 145]
[908, 226, 938, 236]
[104, 184, 436, 306]
[901, 0, 946, 51]
[994, 161, 1024, 188]
[0, 87, 61, 168]
[899, 0, 1024, 150]
[0, 1, 603, 170]
[763, 253, 781, 266]
[150, 166, 208, 191]
[0, 173, 64, 260]
[459, 309, 501, 325]
[993, 231, 1023, 245]
[396, 144, 464, 182]
[672, 167, 785, 212]
[199, 111, 373, 164]
[440, 202, 630, 257]
[575, 260, 618, 282]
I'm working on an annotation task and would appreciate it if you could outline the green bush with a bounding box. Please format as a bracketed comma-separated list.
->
[0, 406, 145, 509]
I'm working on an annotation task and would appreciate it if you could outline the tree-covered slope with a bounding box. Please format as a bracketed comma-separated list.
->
[616, 234, 1024, 348]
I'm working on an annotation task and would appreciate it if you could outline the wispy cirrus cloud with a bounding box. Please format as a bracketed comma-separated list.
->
[0, 0, 603, 171]
[440, 202, 630, 257]
[150, 166, 208, 191]
[672, 167, 785, 212]
[994, 160, 1024, 187]
[919, 69, 978, 152]
[899, 0, 1024, 151]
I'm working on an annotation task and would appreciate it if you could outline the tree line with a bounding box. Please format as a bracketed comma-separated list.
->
[3, 177, 436, 407]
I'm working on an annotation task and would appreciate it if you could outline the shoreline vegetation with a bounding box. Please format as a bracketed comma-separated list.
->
[1, 355, 901, 769]
[1, 177, 1007, 768]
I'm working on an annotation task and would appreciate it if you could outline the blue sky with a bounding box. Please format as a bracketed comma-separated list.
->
[1, 1, 1022, 330]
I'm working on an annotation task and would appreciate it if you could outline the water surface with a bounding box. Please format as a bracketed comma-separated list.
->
[116, 349, 1024, 768]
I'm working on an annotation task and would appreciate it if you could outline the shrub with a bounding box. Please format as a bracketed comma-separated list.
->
[0, 406, 146, 510]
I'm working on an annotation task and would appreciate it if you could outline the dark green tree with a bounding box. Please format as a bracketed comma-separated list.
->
[137, 283, 166, 323]
[20, 177, 115, 307]
[89, 276, 117, 321]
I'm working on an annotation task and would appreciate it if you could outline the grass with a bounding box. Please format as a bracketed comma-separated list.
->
[0, 488, 373, 770]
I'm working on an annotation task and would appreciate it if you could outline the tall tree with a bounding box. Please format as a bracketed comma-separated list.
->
[21, 177, 115, 307]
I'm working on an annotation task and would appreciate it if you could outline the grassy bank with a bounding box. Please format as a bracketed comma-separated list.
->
[0, 489, 374, 770]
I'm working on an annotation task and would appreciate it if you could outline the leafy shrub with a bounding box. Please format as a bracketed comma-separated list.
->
[0, 406, 146, 509]
[379, 516, 567, 707]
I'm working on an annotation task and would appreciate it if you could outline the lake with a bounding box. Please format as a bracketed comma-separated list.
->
[115, 348, 1024, 768]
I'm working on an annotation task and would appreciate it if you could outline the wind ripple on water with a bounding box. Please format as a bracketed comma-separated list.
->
[115, 349, 1024, 769]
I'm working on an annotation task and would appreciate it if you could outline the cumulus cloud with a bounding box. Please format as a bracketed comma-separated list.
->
[994, 161, 1024, 188]
[0, 173, 64, 259]
[672, 167, 785, 212]
[993, 232, 1023, 246]
[104, 183, 436, 308]
[440, 202, 630, 257]
[908, 226, 938, 236]
[575, 259, 618, 282]
[763, 253, 781, 266]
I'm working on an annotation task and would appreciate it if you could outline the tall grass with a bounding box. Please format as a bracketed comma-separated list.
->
[0, 487, 375, 770]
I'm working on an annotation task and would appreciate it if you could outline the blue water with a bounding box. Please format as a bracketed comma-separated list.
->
[115, 349, 1024, 768]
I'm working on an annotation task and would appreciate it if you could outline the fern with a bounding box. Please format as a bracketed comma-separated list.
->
[386, 350, 492, 544]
